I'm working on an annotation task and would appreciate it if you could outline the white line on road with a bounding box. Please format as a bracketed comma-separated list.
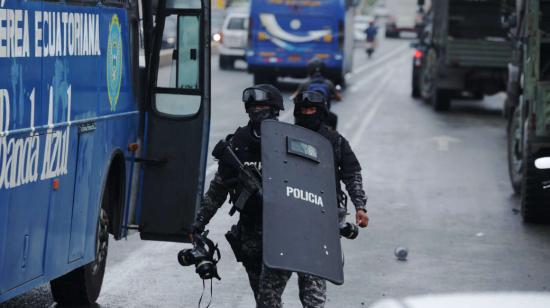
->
[350, 68, 397, 147]
[351, 44, 410, 77]
[343, 68, 395, 133]
[349, 66, 387, 93]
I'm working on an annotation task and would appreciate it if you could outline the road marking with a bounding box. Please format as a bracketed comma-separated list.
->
[349, 66, 387, 93]
[344, 67, 395, 132]
[351, 44, 410, 77]
[349, 68, 396, 147]
[350, 96, 383, 148]
[430, 135, 461, 152]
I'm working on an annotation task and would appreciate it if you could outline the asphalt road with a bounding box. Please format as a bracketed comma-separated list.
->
[3, 38, 550, 308]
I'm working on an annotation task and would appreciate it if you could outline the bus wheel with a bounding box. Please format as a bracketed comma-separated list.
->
[50, 205, 109, 305]
[253, 73, 276, 85]
[335, 75, 346, 89]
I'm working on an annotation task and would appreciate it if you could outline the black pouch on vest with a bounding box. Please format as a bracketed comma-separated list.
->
[225, 224, 243, 262]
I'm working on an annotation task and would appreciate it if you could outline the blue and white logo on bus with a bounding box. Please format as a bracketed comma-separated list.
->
[107, 14, 122, 112]
[259, 14, 331, 52]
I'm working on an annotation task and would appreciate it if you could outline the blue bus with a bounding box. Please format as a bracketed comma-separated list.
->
[0, 0, 211, 304]
[246, 0, 359, 86]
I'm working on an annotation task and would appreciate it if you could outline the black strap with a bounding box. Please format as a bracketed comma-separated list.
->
[197, 279, 214, 308]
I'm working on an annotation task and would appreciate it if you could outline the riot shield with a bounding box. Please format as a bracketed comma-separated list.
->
[261, 120, 344, 285]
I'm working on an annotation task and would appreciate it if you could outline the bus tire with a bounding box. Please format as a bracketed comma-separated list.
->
[520, 148, 550, 223]
[50, 198, 110, 305]
[335, 75, 346, 89]
[253, 73, 276, 85]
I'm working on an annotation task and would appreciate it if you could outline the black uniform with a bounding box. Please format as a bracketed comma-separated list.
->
[194, 123, 265, 301]
[317, 124, 367, 211]
[289, 90, 368, 308]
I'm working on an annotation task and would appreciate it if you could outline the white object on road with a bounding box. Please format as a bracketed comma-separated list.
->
[369, 292, 550, 308]
[430, 136, 461, 152]
[534, 157, 550, 169]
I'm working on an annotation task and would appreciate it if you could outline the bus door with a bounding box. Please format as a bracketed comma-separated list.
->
[138, 0, 211, 243]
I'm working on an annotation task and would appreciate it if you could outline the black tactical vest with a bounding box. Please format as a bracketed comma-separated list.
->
[226, 124, 263, 226]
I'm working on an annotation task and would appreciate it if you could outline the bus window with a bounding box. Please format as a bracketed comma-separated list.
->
[167, 0, 201, 9]
[155, 14, 201, 117]
[177, 16, 200, 90]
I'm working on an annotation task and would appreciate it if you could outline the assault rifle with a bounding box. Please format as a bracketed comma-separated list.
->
[212, 140, 263, 216]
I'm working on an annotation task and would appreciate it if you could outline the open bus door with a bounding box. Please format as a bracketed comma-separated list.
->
[138, 0, 210, 243]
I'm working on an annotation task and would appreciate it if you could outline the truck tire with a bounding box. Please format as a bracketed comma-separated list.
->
[432, 88, 451, 111]
[412, 68, 421, 98]
[507, 108, 523, 194]
[50, 201, 110, 305]
[412, 85, 421, 98]
[421, 48, 438, 104]
[520, 149, 550, 223]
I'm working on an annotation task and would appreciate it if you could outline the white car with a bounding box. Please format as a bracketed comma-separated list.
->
[369, 292, 550, 308]
[218, 10, 249, 70]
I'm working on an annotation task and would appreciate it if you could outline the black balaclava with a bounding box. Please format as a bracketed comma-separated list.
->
[244, 84, 283, 136]
[295, 111, 322, 131]
[249, 108, 277, 135]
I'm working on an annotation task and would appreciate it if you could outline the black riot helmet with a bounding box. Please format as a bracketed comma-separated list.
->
[293, 91, 328, 131]
[243, 84, 284, 135]
[307, 58, 326, 77]
[242, 84, 284, 113]
[293, 91, 328, 117]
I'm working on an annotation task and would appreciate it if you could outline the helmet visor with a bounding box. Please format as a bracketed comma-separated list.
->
[296, 91, 325, 104]
[243, 88, 270, 104]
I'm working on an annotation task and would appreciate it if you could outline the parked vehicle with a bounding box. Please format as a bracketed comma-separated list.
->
[385, 0, 428, 38]
[0, 0, 211, 304]
[415, 0, 512, 111]
[505, 0, 550, 222]
[219, 8, 250, 70]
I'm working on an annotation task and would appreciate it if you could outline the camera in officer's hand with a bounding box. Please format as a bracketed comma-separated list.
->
[339, 222, 359, 239]
[337, 204, 359, 239]
[178, 231, 221, 280]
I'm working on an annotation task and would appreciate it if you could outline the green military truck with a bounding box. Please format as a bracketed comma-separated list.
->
[506, 0, 550, 222]
[417, 0, 512, 111]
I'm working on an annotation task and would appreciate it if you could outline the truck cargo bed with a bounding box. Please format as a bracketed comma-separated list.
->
[446, 39, 512, 68]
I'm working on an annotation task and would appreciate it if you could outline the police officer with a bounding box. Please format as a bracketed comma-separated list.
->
[255, 91, 369, 308]
[261, 90, 367, 307]
[293, 59, 342, 108]
[293, 91, 368, 223]
[190, 84, 284, 305]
